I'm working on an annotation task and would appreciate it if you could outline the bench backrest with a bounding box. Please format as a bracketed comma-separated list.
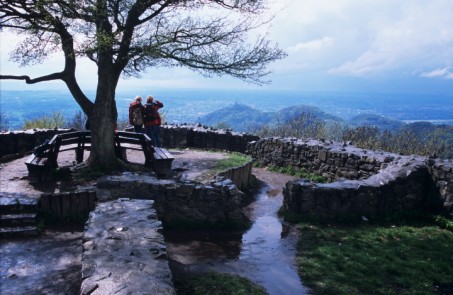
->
[43, 131, 154, 167]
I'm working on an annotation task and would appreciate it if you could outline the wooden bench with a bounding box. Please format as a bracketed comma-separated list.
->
[25, 154, 56, 182]
[114, 131, 154, 167]
[153, 147, 175, 178]
[25, 131, 174, 180]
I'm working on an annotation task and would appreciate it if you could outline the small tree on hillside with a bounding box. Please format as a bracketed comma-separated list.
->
[0, 0, 285, 171]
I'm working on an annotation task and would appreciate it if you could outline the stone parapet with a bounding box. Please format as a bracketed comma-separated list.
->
[283, 157, 444, 221]
[161, 124, 260, 153]
[249, 137, 452, 219]
[96, 173, 247, 227]
[427, 159, 453, 216]
[247, 137, 397, 181]
[81, 199, 175, 295]
[2, 129, 453, 220]
[218, 160, 253, 191]
[0, 129, 74, 158]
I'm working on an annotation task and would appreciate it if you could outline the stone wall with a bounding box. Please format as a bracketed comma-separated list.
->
[219, 161, 253, 191]
[3, 129, 453, 220]
[161, 124, 260, 153]
[0, 129, 73, 159]
[96, 173, 248, 228]
[1, 125, 258, 158]
[247, 137, 396, 181]
[248, 137, 453, 219]
[283, 159, 443, 221]
[427, 158, 453, 216]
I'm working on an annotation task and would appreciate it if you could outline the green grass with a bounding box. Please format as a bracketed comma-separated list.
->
[265, 164, 329, 183]
[174, 272, 267, 295]
[297, 222, 453, 295]
[213, 152, 252, 172]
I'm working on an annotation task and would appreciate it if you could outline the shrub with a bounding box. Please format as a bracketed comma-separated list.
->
[65, 110, 87, 130]
[22, 111, 66, 129]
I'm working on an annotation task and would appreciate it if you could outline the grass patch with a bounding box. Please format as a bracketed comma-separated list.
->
[297, 222, 453, 295]
[174, 272, 267, 295]
[213, 152, 252, 172]
[265, 165, 329, 183]
[192, 151, 252, 183]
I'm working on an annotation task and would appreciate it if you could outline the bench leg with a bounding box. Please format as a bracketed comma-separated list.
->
[26, 163, 56, 182]
[76, 147, 84, 163]
[153, 159, 174, 178]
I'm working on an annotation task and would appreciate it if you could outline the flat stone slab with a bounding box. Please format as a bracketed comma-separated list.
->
[81, 198, 175, 295]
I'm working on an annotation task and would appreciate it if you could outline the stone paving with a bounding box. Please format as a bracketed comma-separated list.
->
[0, 148, 228, 294]
[81, 198, 175, 295]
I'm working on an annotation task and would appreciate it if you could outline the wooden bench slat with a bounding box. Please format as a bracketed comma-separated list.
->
[60, 137, 91, 145]
[59, 146, 91, 153]
[153, 148, 165, 159]
[154, 149, 168, 160]
[160, 148, 174, 159]
[154, 148, 174, 160]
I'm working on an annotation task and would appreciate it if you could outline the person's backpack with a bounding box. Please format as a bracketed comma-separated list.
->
[143, 104, 156, 121]
[132, 106, 143, 125]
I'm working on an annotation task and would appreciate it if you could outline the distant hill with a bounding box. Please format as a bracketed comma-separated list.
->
[275, 105, 344, 123]
[198, 103, 344, 132]
[348, 114, 404, 131]
[198, 103, 273, 131]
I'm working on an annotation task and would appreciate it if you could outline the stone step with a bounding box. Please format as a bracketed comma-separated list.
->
[0, 195, 39, 214]
[0, 213, 37, 228]
[0, 225, 39, 238]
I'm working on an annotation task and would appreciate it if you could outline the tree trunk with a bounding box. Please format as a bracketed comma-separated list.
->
[86, 67, 119, 170]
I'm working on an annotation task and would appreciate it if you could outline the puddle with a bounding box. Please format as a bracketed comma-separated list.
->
[165, 168, 310, 295]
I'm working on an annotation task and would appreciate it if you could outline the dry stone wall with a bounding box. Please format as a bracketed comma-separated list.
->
[247, 137, 396, 181]
[96, 173, 248, 228]
[0, 129, 74, 159]
[247, 137, 452, 219]
[161, 124, 260, 153]
[2, 129, 453, 220]
[427, 158, 453, 216]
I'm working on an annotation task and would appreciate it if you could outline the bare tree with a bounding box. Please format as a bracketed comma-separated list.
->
[0, 0, 285, 170]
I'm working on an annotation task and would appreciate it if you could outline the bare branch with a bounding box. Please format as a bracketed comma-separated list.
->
[0, 72, 64, 84]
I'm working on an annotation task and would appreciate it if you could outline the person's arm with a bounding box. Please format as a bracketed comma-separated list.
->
[155, 100, 163, 108]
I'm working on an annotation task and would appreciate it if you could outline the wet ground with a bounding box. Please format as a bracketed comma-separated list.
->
[165, 168, 310, 295]
[0, 228, 83, 295]
[0, 150, 308, 295]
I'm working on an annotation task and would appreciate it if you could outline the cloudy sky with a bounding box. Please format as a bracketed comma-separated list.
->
[1, 0, 452, 95]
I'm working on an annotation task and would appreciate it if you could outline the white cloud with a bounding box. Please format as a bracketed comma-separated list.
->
[287, 37, 334, 52]
[420, 68, 453, 80]
[1, 0, 453, 93]
[326, 1, 453, 77]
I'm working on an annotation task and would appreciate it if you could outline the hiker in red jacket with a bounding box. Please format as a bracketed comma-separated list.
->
[143, 95, 164, 147]
[129, 96, 145, 133]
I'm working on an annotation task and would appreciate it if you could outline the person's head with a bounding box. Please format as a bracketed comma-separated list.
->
[146, 96, 154, 103]
[135, 96, 142, 102]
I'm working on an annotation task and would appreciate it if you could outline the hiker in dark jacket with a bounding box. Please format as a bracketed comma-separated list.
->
[129, 96, 145, 133]
[143, 95, 164, 147]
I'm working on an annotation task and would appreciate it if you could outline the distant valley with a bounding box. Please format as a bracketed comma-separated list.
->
[198, 103, 451, 133]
